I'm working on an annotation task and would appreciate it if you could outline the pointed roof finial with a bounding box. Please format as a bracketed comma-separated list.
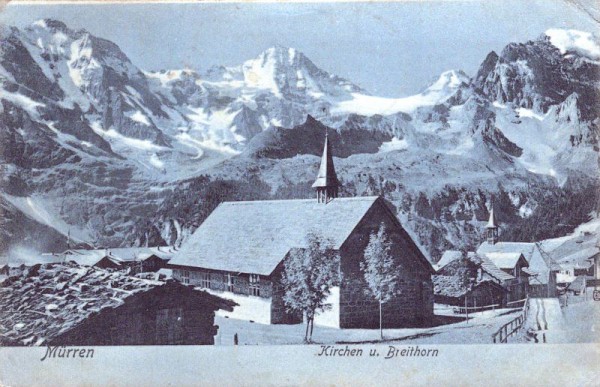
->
[486, 199, 498, 229]
[312, 130, 339, 189]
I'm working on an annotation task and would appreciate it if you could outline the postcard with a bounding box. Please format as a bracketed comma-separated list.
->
[0, 0, 598, 385]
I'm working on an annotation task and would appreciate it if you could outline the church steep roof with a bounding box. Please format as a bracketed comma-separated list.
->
[312, 134, 339, 189]
[169, 197, 381, 276]
[486, 207, 498, 228]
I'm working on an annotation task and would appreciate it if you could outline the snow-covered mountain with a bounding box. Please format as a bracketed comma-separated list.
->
[1, 19, 598, 260]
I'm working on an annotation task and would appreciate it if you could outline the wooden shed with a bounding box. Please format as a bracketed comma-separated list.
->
[0, 262, 235, 346]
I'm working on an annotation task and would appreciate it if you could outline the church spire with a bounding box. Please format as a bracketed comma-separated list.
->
[312, 129, 340, 203]
[486, 201, 499, 245]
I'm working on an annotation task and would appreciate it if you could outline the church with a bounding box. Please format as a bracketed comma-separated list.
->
[169, 132, 435, 329]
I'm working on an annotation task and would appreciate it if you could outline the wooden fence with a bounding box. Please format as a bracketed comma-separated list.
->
[491, 297, 529, 343]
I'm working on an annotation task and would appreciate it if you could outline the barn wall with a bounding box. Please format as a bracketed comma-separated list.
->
[51, 285, 219, 346]
[338, 200, 434, 329]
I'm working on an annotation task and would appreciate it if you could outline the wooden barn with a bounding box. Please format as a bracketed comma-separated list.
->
[434, 252, 508, 307]
[169, 134, 435, 329]
[0, 262, 235, 346]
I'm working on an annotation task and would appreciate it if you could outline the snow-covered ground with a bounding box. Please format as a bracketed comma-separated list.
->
[214, 307, 522, 345]
[517, 296, 599, 343]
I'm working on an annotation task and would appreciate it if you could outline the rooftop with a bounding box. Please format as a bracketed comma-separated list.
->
[477, 242, 536, 261]
[483, 252, 524, 269]
[170, 196, 382, 275]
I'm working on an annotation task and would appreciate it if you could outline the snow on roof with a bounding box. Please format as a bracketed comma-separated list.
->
[433, 275, 505, 298]
[49, 247, 174, 267]
[522, 267, 537, 276]
[483, 252, 524, 269]
[0, 262, 232, 346]
[436, 250, 463, 270]
[477, 242, 535, 261]
[558, 247, 599, 264]
[469, 252, 515, 282]
[170, 197, 381, 275]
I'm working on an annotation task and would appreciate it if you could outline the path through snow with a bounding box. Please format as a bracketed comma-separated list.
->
[520, 297, 599, 343]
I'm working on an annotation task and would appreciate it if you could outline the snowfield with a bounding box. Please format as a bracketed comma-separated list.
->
[214, 306, 524, 345]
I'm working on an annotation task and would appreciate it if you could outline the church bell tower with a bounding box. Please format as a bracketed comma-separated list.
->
[486, 203, 499, 245]
[312, 130, 340, 203]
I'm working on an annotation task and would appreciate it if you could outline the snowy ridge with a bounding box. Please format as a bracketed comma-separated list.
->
[545, 29, 600, 59]
[0, 20, 598, 256]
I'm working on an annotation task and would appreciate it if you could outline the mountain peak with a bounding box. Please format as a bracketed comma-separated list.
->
[424, 70, 470, 94]
[253, 45, 306, 67]
[31, 19, 70, 32]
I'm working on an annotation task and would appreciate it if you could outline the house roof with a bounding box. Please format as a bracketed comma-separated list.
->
[435, 250, 515, 283]
[433, 275, 505, 298]
[436, 250, 463, 270]
[522, 267, 537, 276]
[0, 262, 233, 346]
[477, 242, 535, 261]
[483, 252, 524, 269]
[170, 196, 385, 275]
[560, 247, 599, 265]
[41, 247, 175, 267]
[468, 252, 515, 282]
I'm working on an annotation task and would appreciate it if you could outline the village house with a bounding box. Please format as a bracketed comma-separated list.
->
[433, 253, 507, 308]
[35, 247, 174, 275]
[476, 207, 556, 298]
[566, 275, 595, 296]
[0, 262, 235, 346]
[435, 251, 519, 306]
[169, 132, 435, 329]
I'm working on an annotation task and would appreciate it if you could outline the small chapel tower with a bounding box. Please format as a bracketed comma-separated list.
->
[486, 203, 499, 245]
[312, 130, 340, 203]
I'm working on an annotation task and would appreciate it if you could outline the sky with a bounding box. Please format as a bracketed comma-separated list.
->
[1, 1, 598, 97]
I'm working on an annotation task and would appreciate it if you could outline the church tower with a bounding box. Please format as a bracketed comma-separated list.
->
[486, 203, 499, 245]
[312, 130, 340, 203]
